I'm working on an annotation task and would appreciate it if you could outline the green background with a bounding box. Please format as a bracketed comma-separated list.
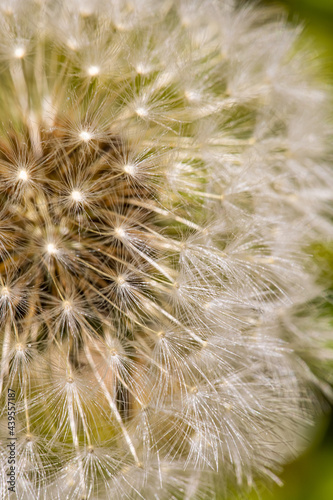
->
[277, 0, 333, 79]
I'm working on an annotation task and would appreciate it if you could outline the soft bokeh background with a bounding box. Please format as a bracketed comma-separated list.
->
[241, 1, 333, 499]
[277, 0, 333, 78]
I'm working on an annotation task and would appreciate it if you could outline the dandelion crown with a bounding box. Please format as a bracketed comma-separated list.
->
[0, 0, 332, 499]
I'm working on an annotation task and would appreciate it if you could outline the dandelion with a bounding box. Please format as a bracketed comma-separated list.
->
[0, 0, 332, 499]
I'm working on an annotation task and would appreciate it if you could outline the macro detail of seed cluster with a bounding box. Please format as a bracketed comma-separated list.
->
[0, 0, 332, 499]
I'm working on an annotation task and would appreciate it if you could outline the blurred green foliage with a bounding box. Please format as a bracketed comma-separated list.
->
[268, 417, 333, 500]
[273, 0, 333, 79]
[233, 415, 333, 500]
[285, 0, 333, 14]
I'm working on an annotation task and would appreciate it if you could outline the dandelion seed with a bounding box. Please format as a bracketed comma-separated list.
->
[136, 106, 148, 118]
[62, 300, 73, 312]
[17, 169, 29, 181]
[0, 286, 10, 298]
[67, 38, 79, 51]
[135, 64, 146, 74]
[14, 46, 25, 59]
[87, 65, 100, 77]
[71, 189, 83, 202]
[46, 243, 58, 255]
[115, 275, 126, 286]
[79, 130, 92, 142]
[123, 163, 136, 176]
[114, 227, 126, 239]
[184, 90, 201, 103]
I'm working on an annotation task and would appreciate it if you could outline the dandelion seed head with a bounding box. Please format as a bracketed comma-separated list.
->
[0, 1, 332, 498]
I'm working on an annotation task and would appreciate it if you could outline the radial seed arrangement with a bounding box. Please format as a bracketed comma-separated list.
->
[0, 1, 332, 499]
